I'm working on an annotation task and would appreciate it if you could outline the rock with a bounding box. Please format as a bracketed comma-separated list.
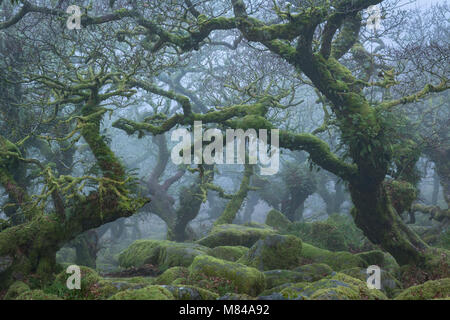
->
[356, 250, 385, 266]
[265, 210, 292, 231]
[238, 235, 302, 271]
[118, 240, 211, 270]
[108, 285, 174, 300]
[286, 214, 374, 252]
[264, 270, 309, 289]
[16, 290, 62, 300]
[210, 246, 249, 262]
[162, 285, 219, 300]
[279, 273, 387, 300]
[263, 263, 333, 289]
[292, 263, 334, 281]
[50, 266, 102, 300]
[188, 255, 266, 296]
[196, 224, 277, 248]
[300, 242, 367, 271]
[4, 281, 30, 300]
[340, 267, 403, 298]
[257, 292, 288, 300]
[218, 293, 255, 300]
[395, 278, 450, 300]
[98, 276, 155, 297]
[155, 267, 189, 285]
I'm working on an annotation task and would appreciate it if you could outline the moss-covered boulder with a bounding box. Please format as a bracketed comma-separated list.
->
[210, 246, 249, 262]
[155, 267, 189, 285]
[196, 224, 277, 248]
[340, 267, 403, 298]
[162, 285, 219, 300]
[97, 276, 155, 299]
[279, 273, 387, 300]
[265, 210, 292, 231]
[292, 263, 334, 280]
[4, 281, 30, 300]
[238, 235, 302, 271]
[188, 255, 266, 296]
[108, 285, 175, 300]
[356, 250, 385, 266]
[264, 270, 310, 289]
[49, 266, 102, 300]
[218, 293, 255, 300]
[118, 240, 211, 270]
[395, 278, 450, 300]
[286, 214, 374, 252]
[300, 243, 367, 271]
[16, 290, 62, 300]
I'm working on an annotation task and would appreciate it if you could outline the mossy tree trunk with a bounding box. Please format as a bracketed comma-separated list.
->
[214, 164, 254, 226]
[0, 91, 147, 289]
[229, 0, 433, 266]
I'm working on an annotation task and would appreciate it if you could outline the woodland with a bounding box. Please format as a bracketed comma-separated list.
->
[0, 0, 448, 300]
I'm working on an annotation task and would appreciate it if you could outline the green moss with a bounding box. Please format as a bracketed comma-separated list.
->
[286, 214, 372, 252]
[292, 263, 334, 281]
[279, 282, 310, 300]
[395, 278, 450, 300]
[196, 224, 277, 248]
[218, 293, 255, 300]
[385, 180, 417, 214]
[265, 209, 292, 231]
[210, 246, 249, 262]
[95, 277, 156, 299]
[340, 267, 403, 298]
[4, 281, 30, 300]
[188, 255, 266, 296]
[279, 273, 387, 300]
[162, 285, 219, 300]
[171, 278, 188, 286]
[47, 266, 101, 300]
[155, 267, 189, 285]
[108, 285, 175, 300]
[238, 235, 302, 271]
[118, 240, 211, 270]
[16, 289, 62, 300]
[300, 242, 367, 271]
[263, 264, 333, 289]
[356, 250, 385, 266]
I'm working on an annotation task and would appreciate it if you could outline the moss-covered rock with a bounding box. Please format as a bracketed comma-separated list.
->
[356, 250, 385, 266]
[263, 270, 312, 289]
[210, 246, 249, 262]
[300, 243, 367, 271]
[196, 224, 277, 248]
[16, 289, 62, 300]
[155, 267, 189, 285]
[292, 263, 334, 280]
[49, 266, 101, 300]
[340, 267, 403, 298]
[108, 285, 175, 300]
[162, 285, 219, 300]
[395, 278, 450, 300]
[4, 281, 30, 300]
[218, 293, 255, 300]
[238, 235, 302, 271]
[265, 210, 292, 231]
[97, 276, 155, 298]
[286, 214, 374, 252]
[118, 240, 211, 270]
[279, 273, 387, 300]
[188, 255, 266, 296]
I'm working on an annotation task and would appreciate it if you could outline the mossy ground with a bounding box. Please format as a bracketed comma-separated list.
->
[3, 223, 449, 300]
